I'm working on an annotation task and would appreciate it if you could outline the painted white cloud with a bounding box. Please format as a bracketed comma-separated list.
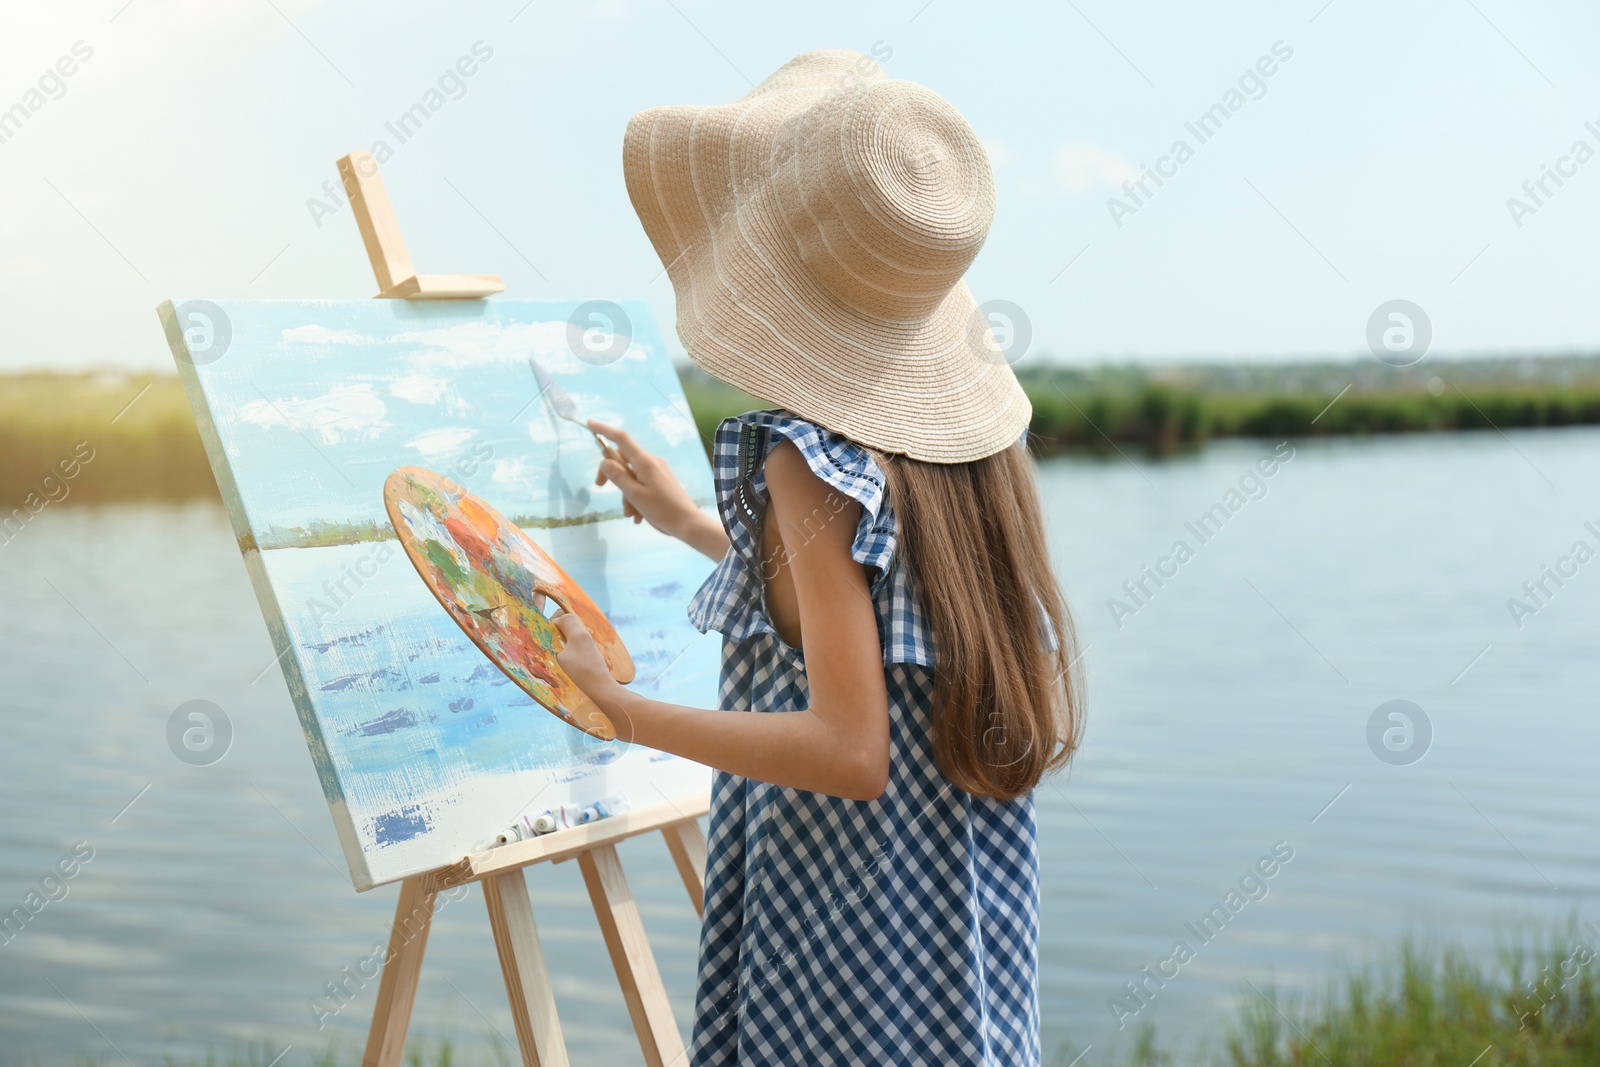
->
[396, 320, 646, 376]
[650, 404, 693, 447]
[1054, 143, 1138, 193]
[402, 320, 572, 369]
[404, 427, 478, 459]
[282, 324, 371, 345]
[525, 417, 557, 445]
[491, 457, 532, 485]
[390, 374, 448, 404]
[561, 390, 613, 418]
[237, 383, 388, 445]
[275, 319, 652, 378]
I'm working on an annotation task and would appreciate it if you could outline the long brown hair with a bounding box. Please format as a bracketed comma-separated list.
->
[874, 441, 1083, 800]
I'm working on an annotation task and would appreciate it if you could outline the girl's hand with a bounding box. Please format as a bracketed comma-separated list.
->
[587, 419, 696, 534]
[551, 609, 629, 723]
[588, 419, 730, 562]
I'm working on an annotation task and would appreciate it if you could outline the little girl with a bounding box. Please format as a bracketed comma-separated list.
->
[552, 50, 1082, 1067]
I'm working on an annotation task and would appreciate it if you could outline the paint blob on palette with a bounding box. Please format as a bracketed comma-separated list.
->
[384, 466, 632, 740]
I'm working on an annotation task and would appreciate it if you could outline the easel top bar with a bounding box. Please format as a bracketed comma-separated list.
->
[423, 791, 711, 892]
[337, 150, 504, 300]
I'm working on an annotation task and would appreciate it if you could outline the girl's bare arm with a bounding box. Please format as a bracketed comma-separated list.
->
[554, 440, 891, 801]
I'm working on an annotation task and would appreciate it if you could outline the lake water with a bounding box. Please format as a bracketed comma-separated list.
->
[3, 429, 1598, 1065]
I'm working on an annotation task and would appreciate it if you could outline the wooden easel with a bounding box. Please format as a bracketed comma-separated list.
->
[337, 151, 505, 300]
[336, 150, 712, 1067]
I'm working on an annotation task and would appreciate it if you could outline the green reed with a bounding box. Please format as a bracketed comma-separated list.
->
[1071, 922, 1600, 1067]
[9, 368, 1600, 508]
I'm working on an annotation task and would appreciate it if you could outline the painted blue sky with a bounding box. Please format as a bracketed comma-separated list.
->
[173, 299, 709, 532]
[4, 1, 1599, 372]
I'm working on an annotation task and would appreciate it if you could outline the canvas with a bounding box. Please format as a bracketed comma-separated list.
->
[158, 298, 718, 890]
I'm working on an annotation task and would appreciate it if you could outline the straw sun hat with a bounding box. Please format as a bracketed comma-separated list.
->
[622, 50, 1030, 463]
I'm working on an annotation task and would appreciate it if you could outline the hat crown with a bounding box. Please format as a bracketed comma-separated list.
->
[773, 76, 996, 322]
[622, 51, 1029, 463]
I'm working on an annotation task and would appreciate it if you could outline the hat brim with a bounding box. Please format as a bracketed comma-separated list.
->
[623, 57, 1031, 463]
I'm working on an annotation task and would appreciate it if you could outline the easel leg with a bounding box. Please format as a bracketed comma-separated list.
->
[660, 820, 707, 917]
[579, 844, 687, 1067]
[483, 870, 570, 1067]
[362, 876, 437, 1067]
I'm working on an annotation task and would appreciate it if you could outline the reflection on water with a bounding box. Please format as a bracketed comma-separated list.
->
[2, 429, 1598, 1064]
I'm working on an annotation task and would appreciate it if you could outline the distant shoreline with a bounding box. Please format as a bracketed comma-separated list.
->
[246, 506, 691, 551]
[6, 361, 1600, 508]
[682, 358, 1600, 455]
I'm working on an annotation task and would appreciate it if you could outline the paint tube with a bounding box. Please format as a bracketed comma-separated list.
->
[492, 794, 630, 847]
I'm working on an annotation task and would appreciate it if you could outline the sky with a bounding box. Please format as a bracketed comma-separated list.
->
[1, 0, 1598, 373]
[164, 298, 709, 530]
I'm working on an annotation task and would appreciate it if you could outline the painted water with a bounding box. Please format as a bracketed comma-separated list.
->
[258, 515, 718, 887]
[3, 429, 1598, 1064]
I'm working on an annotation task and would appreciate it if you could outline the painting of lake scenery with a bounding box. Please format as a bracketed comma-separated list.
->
[157, 299, 717, 890]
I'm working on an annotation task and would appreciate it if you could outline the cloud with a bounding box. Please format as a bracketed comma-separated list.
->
[491, 457, 531, 485]
[561, 390, 611, 417]
[405, 427, 477, 458]
[650, 404, 694, 447]
[283, 324, 369, 345]
[399, 320, 651, 372]
[525, 417, 558, 445]
[276, 318, 652, 376]
[237, 383, 388, 445]
[1054, 143, 1138, 193]
[402, 320, 572, 369]
[390, 374, 448, 404]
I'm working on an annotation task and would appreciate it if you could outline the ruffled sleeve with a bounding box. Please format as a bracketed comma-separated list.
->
[686, 409, 933, 665]
[755, 413, 897, 577]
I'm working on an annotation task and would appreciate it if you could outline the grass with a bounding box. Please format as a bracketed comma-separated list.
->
[681, 366, 1600, 456]
[0, 371, 216, 510]
[10, 363, 1600, 508]
[1073, 922, 1600, 1067]
[57, 926, 1600, 1066]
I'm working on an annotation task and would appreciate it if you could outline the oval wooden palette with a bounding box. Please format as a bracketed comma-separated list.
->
[383, 466, 632, 740]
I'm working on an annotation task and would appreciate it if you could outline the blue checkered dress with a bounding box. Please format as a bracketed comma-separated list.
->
[685, 410, 1041, 1066]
